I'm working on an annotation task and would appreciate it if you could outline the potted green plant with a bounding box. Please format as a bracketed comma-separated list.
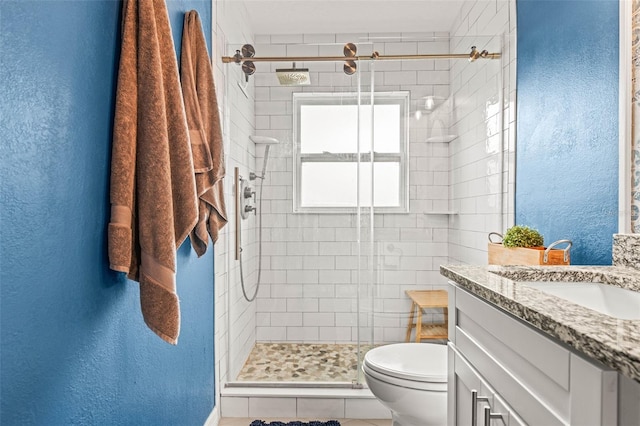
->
[502, 225, 544, 248]
[488, 225, 571, 266]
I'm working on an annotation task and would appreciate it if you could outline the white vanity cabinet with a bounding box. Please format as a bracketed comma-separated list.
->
[447, 281, 620, 426]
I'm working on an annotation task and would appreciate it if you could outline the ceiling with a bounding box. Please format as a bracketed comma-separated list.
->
[243, 0, 467, 35]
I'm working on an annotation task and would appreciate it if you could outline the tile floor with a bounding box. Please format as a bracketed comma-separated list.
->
[218, 418, 390, 426]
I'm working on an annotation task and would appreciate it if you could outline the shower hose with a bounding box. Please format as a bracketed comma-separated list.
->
[238, 174, 264, 302]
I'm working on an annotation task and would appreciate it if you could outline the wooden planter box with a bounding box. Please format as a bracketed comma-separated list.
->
[488, 242, 571, 266]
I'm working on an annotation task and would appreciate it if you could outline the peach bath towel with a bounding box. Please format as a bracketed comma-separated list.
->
[181, 10, 228, 256]
[108, 0, 198, 344]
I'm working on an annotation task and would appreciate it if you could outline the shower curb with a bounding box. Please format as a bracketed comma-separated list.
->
[220, 387, 391, 419]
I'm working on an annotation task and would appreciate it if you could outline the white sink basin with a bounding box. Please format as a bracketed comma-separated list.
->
[520, 282, 640, 320]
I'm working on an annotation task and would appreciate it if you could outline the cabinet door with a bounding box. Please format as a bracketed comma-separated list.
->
[450, 343, 526, 426]
[449, 344, 493, 426]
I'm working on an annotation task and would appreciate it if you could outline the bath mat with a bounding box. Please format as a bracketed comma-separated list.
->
[249, 421, 340, 426]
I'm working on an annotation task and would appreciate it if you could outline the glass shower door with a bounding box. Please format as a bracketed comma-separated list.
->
[355, 57, 413, 382]
[223, 39, 378, 386]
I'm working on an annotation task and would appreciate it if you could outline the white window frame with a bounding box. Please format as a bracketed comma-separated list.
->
[293, 91, 410, 214]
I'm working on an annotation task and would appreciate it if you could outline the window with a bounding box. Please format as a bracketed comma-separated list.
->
[293, 92, 409, 213]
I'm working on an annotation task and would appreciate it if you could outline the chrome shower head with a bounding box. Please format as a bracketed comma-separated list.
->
[275, 62, 310, 86]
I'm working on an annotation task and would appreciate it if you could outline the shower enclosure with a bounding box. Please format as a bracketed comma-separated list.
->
[220, 34, 505, 388]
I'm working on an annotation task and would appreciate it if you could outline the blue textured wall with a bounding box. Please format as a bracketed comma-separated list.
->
[516, 0, 619, 265]
[0, 1, 215, 424]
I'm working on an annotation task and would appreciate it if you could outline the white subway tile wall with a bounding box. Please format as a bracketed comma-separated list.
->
[448, 0, 515, 264]
[252, 31, 452, 344]
[212, 0, 259, 396]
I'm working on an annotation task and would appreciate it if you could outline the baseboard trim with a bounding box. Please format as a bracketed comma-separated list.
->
[204, 405, 220, 426]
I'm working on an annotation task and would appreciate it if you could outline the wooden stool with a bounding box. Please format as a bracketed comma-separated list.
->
[405, 290, 448, 343]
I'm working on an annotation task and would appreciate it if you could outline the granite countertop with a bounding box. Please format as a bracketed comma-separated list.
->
[440, 264, 640, 383]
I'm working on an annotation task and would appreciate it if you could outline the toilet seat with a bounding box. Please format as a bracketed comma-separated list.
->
[363, 343, 447, 391]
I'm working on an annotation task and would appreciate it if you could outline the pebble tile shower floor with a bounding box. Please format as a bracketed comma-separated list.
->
[236, 343, 375, 382]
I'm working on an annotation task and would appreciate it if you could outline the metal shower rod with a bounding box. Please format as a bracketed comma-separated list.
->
[221, 44, 501, 64]
[222, 52, 502, 63]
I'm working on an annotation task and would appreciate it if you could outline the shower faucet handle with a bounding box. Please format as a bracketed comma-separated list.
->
[243, 186, 255, 199]
[244, 205, 256, 214]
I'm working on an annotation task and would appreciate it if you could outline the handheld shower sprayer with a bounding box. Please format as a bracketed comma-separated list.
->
[249, 135, 281, 180]
[234, 135, 281, 302]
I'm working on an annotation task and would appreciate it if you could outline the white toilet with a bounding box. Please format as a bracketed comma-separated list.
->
[363, 343, 447, 426]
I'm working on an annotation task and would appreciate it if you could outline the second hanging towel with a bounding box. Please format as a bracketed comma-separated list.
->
[180, 10, 228, 257]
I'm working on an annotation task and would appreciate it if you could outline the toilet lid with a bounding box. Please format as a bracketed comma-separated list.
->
[363, 343, 447, 383]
